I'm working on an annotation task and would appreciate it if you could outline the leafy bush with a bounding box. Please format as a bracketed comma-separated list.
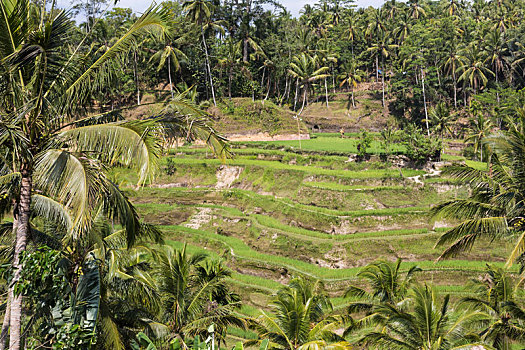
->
[356, 130, 373, 160]
[401, 124, 442, 165]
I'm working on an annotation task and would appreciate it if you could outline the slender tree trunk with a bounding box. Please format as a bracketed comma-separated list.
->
[9, 167, 32, 350]
[168, 56, 174, 99]
[480, 143, 483, 162]
[294, 78, 299, 111]
[421, 68, 430, 136]
[265, 72, 271, 100]
[283, 77, 289, 105]
[375, 55, 379, 82]
[0, 291, 10, 350]
[0, 216, 15, 350]
[298, 87, 307, 116]
[495, 71, 500, 103]
[435, 58, 441, 87]
[260, 67, 266, 100]
[352, 88, 356, 108]
[453, 71, 457, 108]
[324, 78, 329, 108]
[332, 70, 336, 94]
[201, 27, 217, 106]
[134, 50, 140, 105]
[228, 66, 233, 100]
[381, 56, 386, 108]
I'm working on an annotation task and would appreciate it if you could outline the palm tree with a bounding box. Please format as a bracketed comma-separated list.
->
[444, 0, 464, 17]
[408, 0, 427, 19]
[458, 45, 495, 96]
[483, 29, 510, 101]
[0, 2, 229, 348]
[345, 259, 420, 316]
[360, 285, 483, 349]
[465, 112, 493, 162]
[316, 39, 338, 108]
[0, 2, 172, 348]
[428, 102, 454, 142]
[338, 60, 363, 109]
[367, 34, 398, 108]
[288, 53, 330, 115]
[344, 12, 361, 60]
[432, 111, 525, 264]
[460, 265, 525, 350]
[150, 45, 188, 99]
[365, 8, 386, 83]
[393, 10, 411, 45]
[156, 245, 244, 345]
[441, 44, 465, 107]
[250, 277, 343, 350]
[183, 0, 218, 106]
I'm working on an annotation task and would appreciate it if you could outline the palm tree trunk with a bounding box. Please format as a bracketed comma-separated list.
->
[480, 143, 483, 162]
[168, 56, 174, 99]
[453, 71, 457, 108]
[9, 168, 32, 350]
[0, 291, 10, 350]
[332, 70, 336, 94]
[421, 68, 430, 136]
[134, 50, 140, 105]
[0, 216, 15, 350]
[299, 87, 307, 116]
[265, 72, 271, 100]
[381, 56, 386, 108]
[228, 66, 233, 100]
[352, 88, 356, 108]
[375, 55, 379, 82]
[260, 66, 266, 100]
[294, 78, 299, 111]
[201, 27, 217, 106]
[325, 77, 329, 108]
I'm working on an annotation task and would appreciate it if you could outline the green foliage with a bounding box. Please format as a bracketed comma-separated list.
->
[402, 124, 442, 165]
[356, 130, 373, 159]
[16, 247, 97, 349]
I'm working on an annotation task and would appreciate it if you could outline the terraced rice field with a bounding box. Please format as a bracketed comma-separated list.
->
[117, 138, 510, 343]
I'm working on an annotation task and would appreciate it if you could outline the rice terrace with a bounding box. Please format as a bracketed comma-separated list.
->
[1, 0, 525, 349]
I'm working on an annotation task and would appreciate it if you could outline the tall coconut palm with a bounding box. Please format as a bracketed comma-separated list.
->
[360, 285, 483, 349]
[483, 29, 510, 100]
[183, 0, 218, 106]
[408, 0, 427, 19]
[250, 277, 343, 350]
[339, 60, 363, 109]
[288, 53, 330, 115]
[432, 111, 525, 264]
[465, 112, 493, 162]
[460, 265, 525, 350]
[150, 45, 188, 99]
[367, 33, 398, 108]
[316, 39, 338, 108]
[458, 45, 495, 96]
[344, 12, 361, 60]
[441, 43, 465, 107]
[445, 0, 464, 17]
[428, 102, 454, 142]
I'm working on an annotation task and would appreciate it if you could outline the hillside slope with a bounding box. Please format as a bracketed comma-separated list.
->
[208, 98, 309, 138]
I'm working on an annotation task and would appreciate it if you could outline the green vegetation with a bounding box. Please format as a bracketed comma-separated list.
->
[2, 0, 525, 348]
